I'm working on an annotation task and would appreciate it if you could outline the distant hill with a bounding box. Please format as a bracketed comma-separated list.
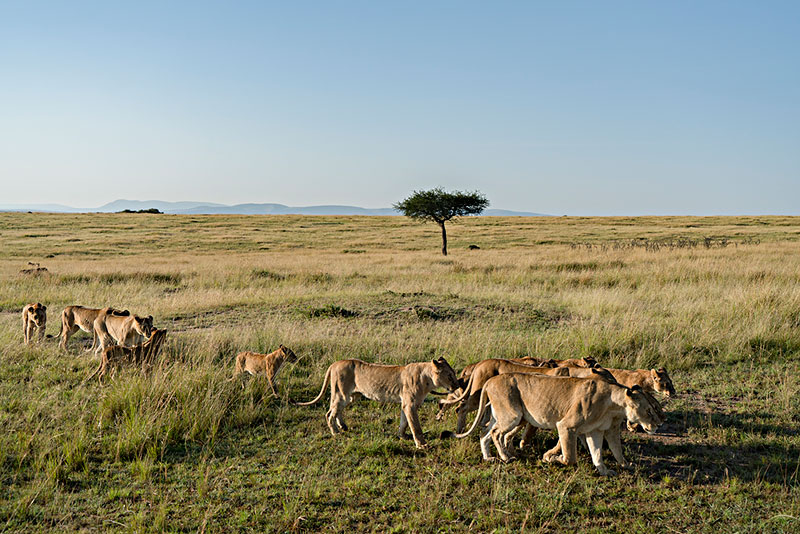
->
[0, 199, 549, 217]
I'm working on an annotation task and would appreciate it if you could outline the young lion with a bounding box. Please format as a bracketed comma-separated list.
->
[22, 303, 47, 344]
[57, 305, 130, 351]
[87, 329, 168, 384]
[233, 344, 297, 395]
[294, 357, 460, 449]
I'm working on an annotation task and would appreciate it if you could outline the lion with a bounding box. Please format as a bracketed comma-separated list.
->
[435, 356, 596, 423]
[456, 372, 664, 475]
[22, 303, 47, 344]
[294, 357, 460, 449]
[606, 367, 675, 397]
[93, 308, 154, 354]
[233, 344, 297, 395]
[438, 359, 607, 433]
[57, 305, 130, 351]
[87, 329, 168, 384]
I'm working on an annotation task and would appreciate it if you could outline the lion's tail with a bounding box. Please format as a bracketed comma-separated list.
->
[455, 386, 490, 439]
[52, 309, 69, 344]
[439, 372, 475, 406]
[292, 366, 332, 406]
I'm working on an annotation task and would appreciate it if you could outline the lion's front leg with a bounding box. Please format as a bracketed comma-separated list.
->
[23, 319, 31, 344]
[605, 423, 632, 470]
[401, 400, 426, 449]
[550, 421, 578, 466]
[37, 321, 46, 342]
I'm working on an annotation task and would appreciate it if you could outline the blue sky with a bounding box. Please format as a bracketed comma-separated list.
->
[1, 1, 798, 215]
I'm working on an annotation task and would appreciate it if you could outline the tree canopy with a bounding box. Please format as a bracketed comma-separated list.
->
[393, 188, 489, 224]
[394, 188, 489, 255]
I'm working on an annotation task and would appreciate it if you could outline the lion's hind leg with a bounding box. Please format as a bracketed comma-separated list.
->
[489, 410, 521, 463]
[326, 379, 349, 435]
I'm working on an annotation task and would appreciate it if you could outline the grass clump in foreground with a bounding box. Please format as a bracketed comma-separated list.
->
[0, 213, 799, 532]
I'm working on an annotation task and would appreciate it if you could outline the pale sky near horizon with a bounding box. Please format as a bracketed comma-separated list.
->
[1, 1, 798, 215]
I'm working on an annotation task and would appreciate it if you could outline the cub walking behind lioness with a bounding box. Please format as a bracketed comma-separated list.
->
[294, 357, 460, 449]
[22, 303, 47, 344]
[233, 345, 297, 396]
[87, 329, 168, 384]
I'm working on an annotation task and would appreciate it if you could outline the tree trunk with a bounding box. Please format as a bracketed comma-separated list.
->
[439, 221, 448, 256]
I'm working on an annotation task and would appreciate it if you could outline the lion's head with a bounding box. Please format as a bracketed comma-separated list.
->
[431, 357, 460, 393]
[27, 303, 47, 326]
[651, 368, 675, 396]
[278, 344, 298, 362]
[623, 385, 665, 434]
[132, 315, 154, 337]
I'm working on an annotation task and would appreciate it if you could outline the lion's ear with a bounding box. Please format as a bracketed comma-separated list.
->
[626, 388, 634, 397]
[650, 369, 658, 378]
[148, 315, 153, 321]
[42, 305, 47, 311]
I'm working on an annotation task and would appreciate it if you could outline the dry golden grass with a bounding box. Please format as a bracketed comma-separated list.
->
[1, 213, 799, 532]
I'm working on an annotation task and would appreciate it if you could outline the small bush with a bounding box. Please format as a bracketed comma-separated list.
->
[251, 269, 286, 281]
[303, 305, 357, 318]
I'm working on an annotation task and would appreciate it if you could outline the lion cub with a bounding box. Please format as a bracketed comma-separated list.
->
[88, 328, 168, 384]
[233, 345, 297, 395]
[22, 303, 47, 344]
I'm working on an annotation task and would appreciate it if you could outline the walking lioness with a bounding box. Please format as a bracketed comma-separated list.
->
[93, 308, 154, 354]
[294, 357, 460, 449]
[457, 373, 664, 475]
[22, 303, 47, 344]
[233, 345, 297, 395]
[57, 305, 130, 350]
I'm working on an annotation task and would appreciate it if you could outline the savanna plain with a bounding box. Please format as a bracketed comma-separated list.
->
[1, 213, 800, 533]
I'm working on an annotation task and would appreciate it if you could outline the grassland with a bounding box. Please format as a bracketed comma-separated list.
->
[1, 213, 799, 533]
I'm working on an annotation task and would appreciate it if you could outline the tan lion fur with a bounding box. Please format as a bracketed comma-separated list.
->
[22, 303, 47, 344]
[93, 308, 154, 355]
[87, 329, 168, 384]
[57, 305, 130, 351]
[233, 344, 297, 395]
[294, 357, 460, 449]
[457, 373, 664, 475]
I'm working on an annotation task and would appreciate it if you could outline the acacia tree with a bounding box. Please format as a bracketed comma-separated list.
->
[394, 188, 489, 256]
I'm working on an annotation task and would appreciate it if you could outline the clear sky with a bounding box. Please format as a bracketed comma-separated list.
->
[2, 1, 798, 215]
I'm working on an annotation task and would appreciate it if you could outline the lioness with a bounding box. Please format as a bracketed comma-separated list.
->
[295, 357, 460, 449]
[457, 373, 664, 475]
[233, 345, 297, 395]
[606, 367, 675, 397]
[87, 329, 168, 384]
[93, 308, 154, 354]
[22, 303, 47, 344]
[438, 359, 590, 433]
[435, 356, 597, 423]
[57, 305, 130, 350]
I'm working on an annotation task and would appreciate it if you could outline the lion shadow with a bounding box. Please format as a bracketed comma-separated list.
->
[626, 408, 800, 486]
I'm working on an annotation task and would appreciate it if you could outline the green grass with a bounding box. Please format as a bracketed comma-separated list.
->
[1, 213, 799, 532]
